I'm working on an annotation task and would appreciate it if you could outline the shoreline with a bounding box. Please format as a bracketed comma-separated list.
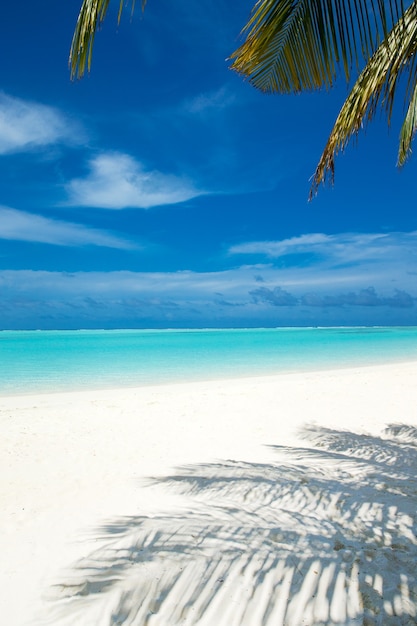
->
[2, 361, 417, 625]
[3, 353, 417, 398]
[3, 326, 417, 398]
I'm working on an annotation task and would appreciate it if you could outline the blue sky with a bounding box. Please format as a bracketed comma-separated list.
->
[0, 0, 416, 329]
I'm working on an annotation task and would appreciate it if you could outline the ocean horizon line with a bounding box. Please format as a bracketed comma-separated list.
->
[2, 324, 417, 333]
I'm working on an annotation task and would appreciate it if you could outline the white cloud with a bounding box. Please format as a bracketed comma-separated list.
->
[66, 152, 203, 209]
[229, 232, 387, 259]
[2, 228, 416, 296]
[0, 206, 134, 249]
[225, 230, 417, 297]
[229, 231, 417, 274]
[0, 93, 81, 154]
[0, 269, 247, 300]
[1, 230, 417, 327]
[183, 86, 236, 116]
[0, 257, 415, 303]
[1, 266, 416, 329]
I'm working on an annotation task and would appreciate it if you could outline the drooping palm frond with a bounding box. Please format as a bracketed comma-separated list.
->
[309, 1, 417, 197]
[230, 0, 407, 93]
[70, 0, 145, 79]
[398, 69, 417, 164]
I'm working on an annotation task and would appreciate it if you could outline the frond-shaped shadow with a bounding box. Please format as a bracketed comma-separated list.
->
[40, 423, 417, 626]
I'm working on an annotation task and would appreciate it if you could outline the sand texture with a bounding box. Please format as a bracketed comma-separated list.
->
[1, 362, 417, 625]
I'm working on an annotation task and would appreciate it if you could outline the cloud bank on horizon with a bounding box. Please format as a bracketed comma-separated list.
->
[1, 227, 416, 328]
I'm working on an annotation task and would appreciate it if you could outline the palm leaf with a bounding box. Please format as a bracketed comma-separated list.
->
[70, 0, 145, 79]
[398, 66, 417, 164]
[230, 0, 407, 93]
[309, 1, 417, 197]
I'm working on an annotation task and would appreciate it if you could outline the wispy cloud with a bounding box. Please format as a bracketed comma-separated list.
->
[0, 207, 133, 249]
[229, 231, 417, 283]
[66, 152, 203, 209]
[0, 93, 81, 154]
[182, 86, 236, 116]
[229, 232, 390, 262]
[1, 258, 415, 304]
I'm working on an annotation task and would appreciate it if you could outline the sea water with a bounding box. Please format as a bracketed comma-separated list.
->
[1, 327, 417, 395]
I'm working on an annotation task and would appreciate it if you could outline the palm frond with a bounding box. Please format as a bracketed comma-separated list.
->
[309, 1, 417, 197]
[70, 0, 145, 79]
[398, 64, 417, 164]
[230, 0, 407, 93]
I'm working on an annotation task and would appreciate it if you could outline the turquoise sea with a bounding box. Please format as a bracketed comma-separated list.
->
[1, 327, 417, 395]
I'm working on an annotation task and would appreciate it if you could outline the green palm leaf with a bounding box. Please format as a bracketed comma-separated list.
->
[70, 0, 144, 79]
[230, 0, 407, 93]
[309, 2, 417, 196]
[398, 72, 417, 165]
[231, 0, 417, 196]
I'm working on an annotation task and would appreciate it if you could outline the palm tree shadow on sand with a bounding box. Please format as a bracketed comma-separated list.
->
[41, 423, 417, 626]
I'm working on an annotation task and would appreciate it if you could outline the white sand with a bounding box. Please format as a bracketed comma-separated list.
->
[1, 362, 417, 626]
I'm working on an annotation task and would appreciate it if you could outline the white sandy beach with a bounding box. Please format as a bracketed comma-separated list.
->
[1, 362, 417, 626]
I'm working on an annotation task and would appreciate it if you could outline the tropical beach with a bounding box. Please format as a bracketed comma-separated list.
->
[2, 1, 417, 625]
[2, 353, 417, 625]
